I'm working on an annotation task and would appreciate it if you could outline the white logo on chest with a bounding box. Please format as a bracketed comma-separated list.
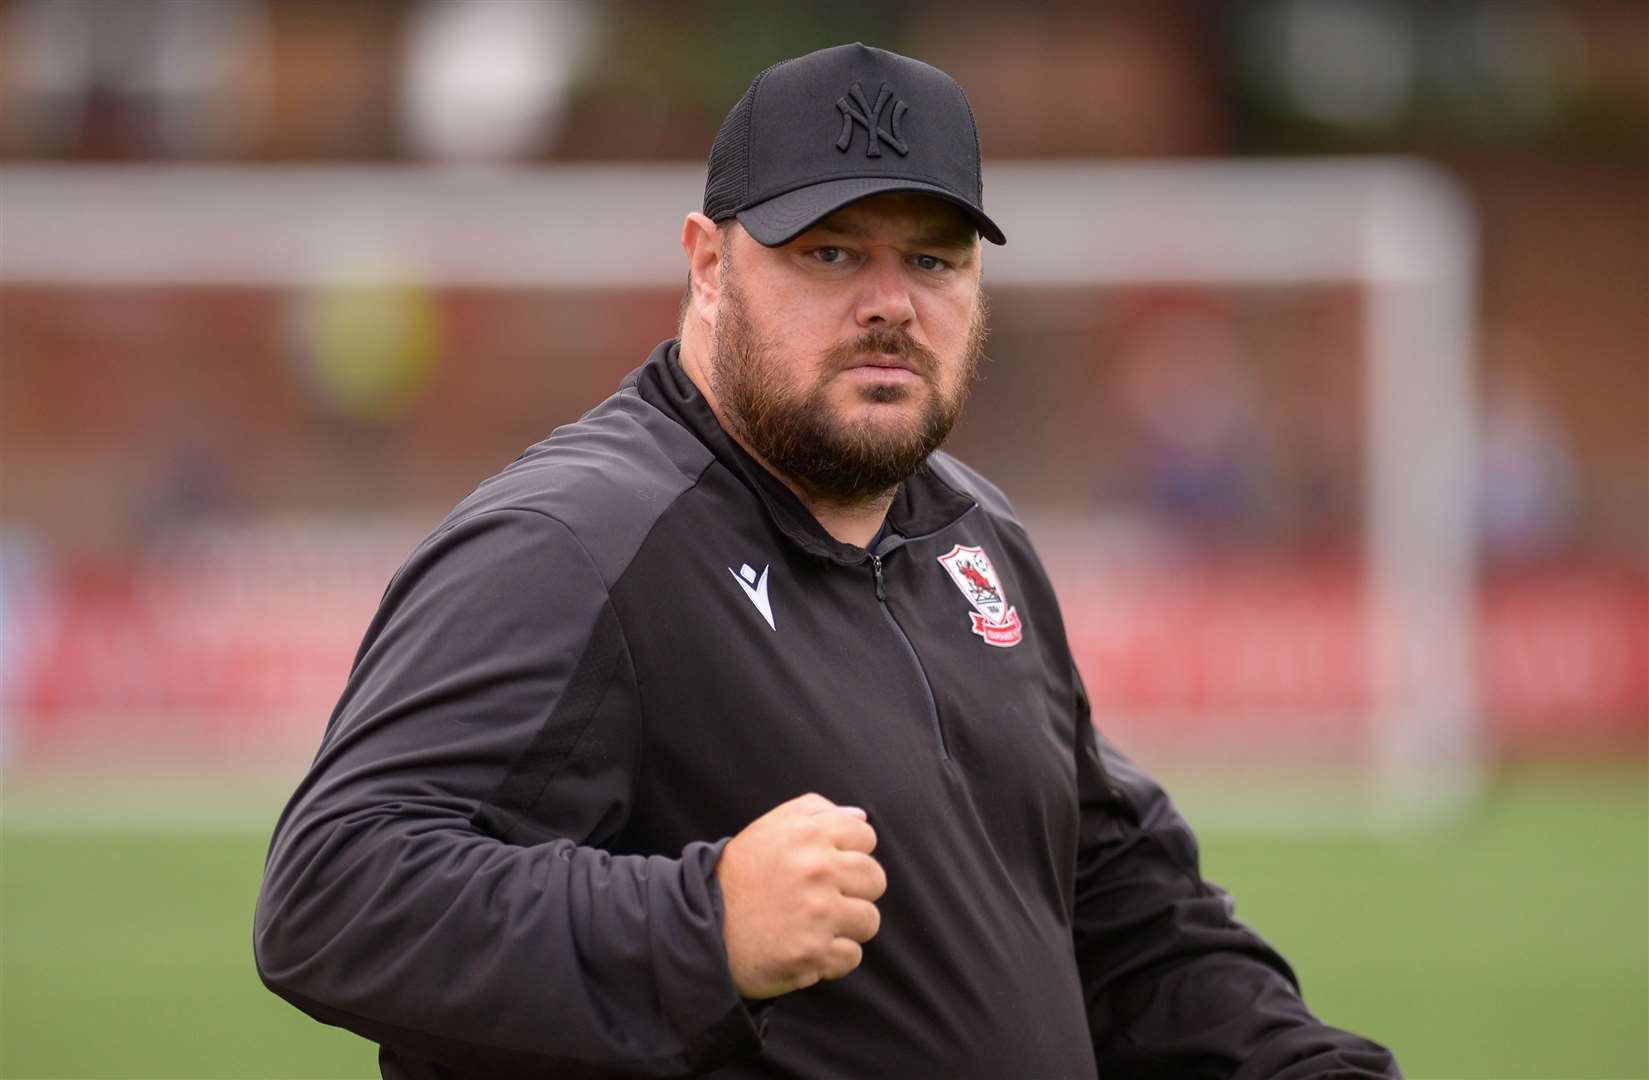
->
[729, 562, 775, 630]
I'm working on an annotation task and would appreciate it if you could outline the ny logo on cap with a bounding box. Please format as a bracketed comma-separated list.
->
[835, 81, 909, 158]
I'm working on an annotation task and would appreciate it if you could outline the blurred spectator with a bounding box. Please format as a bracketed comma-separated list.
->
[137, 439, 241, 542]
[0, 529, 55, 764]
[1110, 300, 1271, 539]
[1477, 359, 1580, 565]
[399, 0, 595, 162]
[1, 0, 269, 159]
[286, 281, 442, 424]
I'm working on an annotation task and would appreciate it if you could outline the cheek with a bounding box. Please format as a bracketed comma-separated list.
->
[734, 281, 809, 353]
[919, 291, 977, 350]
[810, 295, 861, 342]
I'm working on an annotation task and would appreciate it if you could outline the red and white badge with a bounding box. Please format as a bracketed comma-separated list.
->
[936, 544, 1023, 647]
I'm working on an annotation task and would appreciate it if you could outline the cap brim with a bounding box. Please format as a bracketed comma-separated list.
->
[736, 176, 1006, 248]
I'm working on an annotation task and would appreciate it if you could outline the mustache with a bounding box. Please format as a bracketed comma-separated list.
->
[821, 328, 939, 376]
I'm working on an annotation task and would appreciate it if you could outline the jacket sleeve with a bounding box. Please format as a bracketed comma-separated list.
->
[1071, 668, 1403, 1079]
[253, 508, 762, 1077]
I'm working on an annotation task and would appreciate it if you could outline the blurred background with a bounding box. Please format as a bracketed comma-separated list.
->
[0, 1, 1643, 1077]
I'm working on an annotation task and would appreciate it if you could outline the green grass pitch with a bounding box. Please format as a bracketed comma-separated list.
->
[2, 759, 1644, 1079]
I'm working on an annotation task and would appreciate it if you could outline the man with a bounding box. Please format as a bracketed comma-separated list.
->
[256, 43, 1401, 1079]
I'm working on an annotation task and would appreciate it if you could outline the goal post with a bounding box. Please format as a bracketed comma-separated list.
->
[0, 160, 1482, 828]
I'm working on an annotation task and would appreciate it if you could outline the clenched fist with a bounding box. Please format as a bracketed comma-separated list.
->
[716, 793, 888, 999]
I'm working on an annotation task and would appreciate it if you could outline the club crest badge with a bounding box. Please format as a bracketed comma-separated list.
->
[936, 544, 1023, 648]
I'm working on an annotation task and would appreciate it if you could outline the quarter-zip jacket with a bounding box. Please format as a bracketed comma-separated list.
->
[255, 341, 1400, 1079]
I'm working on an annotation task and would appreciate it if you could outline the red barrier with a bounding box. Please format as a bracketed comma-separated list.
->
[5, 548, 1644, 763]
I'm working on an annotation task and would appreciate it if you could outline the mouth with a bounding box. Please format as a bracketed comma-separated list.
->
[845, 353, 921, 375]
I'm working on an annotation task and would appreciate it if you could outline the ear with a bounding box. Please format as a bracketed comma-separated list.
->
[681, 212, 725, 328]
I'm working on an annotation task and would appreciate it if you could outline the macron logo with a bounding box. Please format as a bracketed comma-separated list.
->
[729, 562, 775, 631]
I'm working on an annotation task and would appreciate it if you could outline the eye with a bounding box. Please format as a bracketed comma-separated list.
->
[810, 246, 847, 264]
[910, 254, 950, 272]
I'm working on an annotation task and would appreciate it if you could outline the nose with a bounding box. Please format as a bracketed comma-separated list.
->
[853, 250, 915, 330]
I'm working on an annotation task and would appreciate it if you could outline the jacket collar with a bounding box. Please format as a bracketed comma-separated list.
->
[630, 339, 976, 565]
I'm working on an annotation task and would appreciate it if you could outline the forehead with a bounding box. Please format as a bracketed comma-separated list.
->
[801, 192, 978, 246]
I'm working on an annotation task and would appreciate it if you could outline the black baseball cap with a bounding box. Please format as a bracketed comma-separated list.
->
[703, 43, 1006, 248]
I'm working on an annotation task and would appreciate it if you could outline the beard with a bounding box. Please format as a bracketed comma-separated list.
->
[710, 269, 988, 508]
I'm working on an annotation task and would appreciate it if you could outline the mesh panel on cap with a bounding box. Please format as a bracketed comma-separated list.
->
[703, 63, 780, 221]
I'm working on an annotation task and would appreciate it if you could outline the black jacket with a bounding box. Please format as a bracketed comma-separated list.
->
[255, 341, 1401, 1079]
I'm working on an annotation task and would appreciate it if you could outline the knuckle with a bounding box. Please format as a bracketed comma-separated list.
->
[782, 938, 813, 970]
[802, 933, 833, 967]
[793, 849, 829, 881]
[828, 940, 864, 979]
[833, 897, 868, 940]
[801, 892, 831, 923]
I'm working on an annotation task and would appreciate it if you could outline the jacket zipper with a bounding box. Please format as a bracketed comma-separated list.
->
[870, 553, 950, 761]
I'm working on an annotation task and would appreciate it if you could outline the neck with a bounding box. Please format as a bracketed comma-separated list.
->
[781, 483, 894, 549]
[678, 332, 892, 549]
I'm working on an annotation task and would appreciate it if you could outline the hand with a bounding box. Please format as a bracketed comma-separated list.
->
[716, 792, 887, 999]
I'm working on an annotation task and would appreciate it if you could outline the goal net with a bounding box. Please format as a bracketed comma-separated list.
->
[0, 161, 1482, 828]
